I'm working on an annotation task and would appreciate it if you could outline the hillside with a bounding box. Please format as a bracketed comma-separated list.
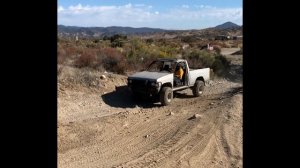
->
[214, 21, 241, 29]
[58, 25, 167, 38]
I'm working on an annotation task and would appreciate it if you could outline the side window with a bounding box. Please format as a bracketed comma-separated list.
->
[162, 62, 172, 72]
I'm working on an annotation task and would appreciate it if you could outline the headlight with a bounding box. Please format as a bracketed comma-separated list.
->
[151, 82, 161, 88]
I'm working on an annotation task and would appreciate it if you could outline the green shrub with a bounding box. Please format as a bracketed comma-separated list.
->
[110, 34, 127, 48]
[183, 50, 215, 68]
[182, 49, 230, 77]
[212, 55, 230, 76]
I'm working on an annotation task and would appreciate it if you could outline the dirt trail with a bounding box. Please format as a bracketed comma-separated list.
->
[58, 71, 242, 168]
[220, 48, 240, 55]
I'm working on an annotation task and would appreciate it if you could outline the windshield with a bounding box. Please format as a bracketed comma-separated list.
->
[147, 60, 176, 72]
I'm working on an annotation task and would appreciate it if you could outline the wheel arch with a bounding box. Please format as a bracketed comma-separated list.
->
[195, 77, 205, 86]
[160, 82, 172, 90]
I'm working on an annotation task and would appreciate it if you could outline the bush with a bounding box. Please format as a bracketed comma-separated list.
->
[93, 39, 100, 43]
[86, 43, 96, 48]
[183, 50, 215, 68]
[146, 38, 154, 43]
[75, 50, 97, 68]
[182, 49, 231, 77]
[97, 48, 126, 74]
[181, 36, 198, 43]
[57, 47, 67, 64]
[79, 69, 100, 87]
[212, 55, 230, 76]
[57, 36, 235, 76]
[110, 34, 127, 48]
[213, 45, 221, 54]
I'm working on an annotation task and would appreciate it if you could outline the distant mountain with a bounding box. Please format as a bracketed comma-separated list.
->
[214, 22, 241, 29]
[57, 25, 168, 38]
[58, 24, 243, 39]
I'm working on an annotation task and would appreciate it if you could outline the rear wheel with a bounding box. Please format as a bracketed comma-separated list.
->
[193, 80, 204, 97]
[160, 87, 173, 106]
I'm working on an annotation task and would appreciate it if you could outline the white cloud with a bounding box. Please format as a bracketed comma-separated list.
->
[58, 4, 242, 29]
[194, 5, 215, 9]
[58, 6, 64, 12]
[182, 5, 189, 8]
[58, 3, 160, 27]
[124, 3, 132, 8]
[134, 4, 145, 7]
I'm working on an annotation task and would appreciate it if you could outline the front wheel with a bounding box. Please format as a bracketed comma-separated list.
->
[160, 87, 173, 106]
[193, 80, 204, 97]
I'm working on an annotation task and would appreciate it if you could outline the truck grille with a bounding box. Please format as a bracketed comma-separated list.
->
[131, 79, 150, 88]
[129, 79, 158, 95]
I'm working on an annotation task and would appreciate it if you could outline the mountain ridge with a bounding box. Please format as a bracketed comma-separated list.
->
[57, 22, 242, 38]
[214, 21, 241, 29]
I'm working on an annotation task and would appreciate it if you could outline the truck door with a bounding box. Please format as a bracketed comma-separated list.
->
[184, 61, 190, 86]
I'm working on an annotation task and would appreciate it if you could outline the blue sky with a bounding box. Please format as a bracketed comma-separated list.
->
[58, 0, 242, 30]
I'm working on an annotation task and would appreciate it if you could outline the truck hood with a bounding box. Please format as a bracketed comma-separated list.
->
[128, 71, 171, 81]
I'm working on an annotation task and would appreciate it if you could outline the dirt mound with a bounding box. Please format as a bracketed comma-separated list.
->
[58, 65, 127, 92]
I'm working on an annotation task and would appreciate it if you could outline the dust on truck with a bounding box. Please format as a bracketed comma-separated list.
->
[127, 58, 210, 105]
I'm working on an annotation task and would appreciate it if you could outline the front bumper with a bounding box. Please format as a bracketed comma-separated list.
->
[128, 79, 161, 96]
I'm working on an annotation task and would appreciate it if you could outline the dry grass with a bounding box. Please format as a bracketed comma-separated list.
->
[58, 65, 101, 88]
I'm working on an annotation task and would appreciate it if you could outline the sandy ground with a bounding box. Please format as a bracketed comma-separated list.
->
[58, 53, 243, 168]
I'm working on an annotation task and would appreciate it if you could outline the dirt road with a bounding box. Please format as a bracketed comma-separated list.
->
[220, 48, 240, 56]
[58, 70, 242, 168]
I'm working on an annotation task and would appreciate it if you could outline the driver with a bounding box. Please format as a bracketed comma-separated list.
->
[175, 64, 184, 80]
[174, 64, 184, 86]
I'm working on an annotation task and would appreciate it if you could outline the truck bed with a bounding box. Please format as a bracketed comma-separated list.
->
[189, 68, 210, 86]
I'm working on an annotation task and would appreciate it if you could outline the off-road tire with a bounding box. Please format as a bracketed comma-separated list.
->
[193, 80, 204, 97]
[160, 87, 173, 106]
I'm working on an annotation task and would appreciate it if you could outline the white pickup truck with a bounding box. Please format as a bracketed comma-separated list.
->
[127, 58, 210, 105]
